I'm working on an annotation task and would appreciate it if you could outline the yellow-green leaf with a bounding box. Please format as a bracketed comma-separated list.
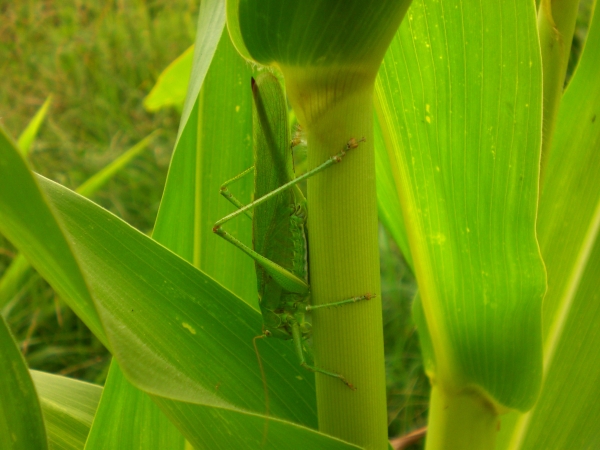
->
[499, 5, 600, 448]
[144, 47, 194, 113]
[0, 317, 47, 449]
[376, 0, 545, 412]
[153, 29, 256, 306]
[31, 370, 101, 450]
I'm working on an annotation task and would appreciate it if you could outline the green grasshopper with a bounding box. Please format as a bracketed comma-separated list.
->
[213, 72, 373, 390]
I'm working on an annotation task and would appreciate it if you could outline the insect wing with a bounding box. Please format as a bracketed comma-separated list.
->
[251, 74, 300, 301]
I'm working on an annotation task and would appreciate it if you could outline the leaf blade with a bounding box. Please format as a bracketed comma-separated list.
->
[31, 370, 101, 450]
[376, 0, 545, 411]
[499, 4, 600, 448]
[0, 127, 107, 348]
[0, 316, 47, 450]
[84, 361, 185, 450]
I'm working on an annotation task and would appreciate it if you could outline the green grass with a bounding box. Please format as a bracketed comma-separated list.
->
[380, 227, 427, 444]
[0, 0, 198, 383]
[0, 0, 196, 228]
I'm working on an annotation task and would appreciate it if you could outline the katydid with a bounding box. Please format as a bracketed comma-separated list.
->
[213, 72, 373, 390]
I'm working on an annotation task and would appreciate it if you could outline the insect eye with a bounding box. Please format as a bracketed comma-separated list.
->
[264, 330, 272, 337]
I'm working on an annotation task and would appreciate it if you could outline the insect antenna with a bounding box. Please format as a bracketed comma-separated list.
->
[253, 334, 270, 445]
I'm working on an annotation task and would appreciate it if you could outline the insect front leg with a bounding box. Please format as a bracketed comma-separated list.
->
[214, 137, 367, 232]
[219, 165, 254, 219]
[290, 320, 356, 390]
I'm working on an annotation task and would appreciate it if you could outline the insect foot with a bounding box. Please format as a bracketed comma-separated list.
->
[300, 361, 357, 391]
[339, 378, 356, 391]
[333, 137, 367, 163]
[338, 375, 357, 391]
[347, 136, 366, 149]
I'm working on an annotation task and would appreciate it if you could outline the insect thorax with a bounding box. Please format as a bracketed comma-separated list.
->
[260, 292, 310, 340]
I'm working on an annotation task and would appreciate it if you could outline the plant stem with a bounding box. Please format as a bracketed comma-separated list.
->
[537, 0, 579, 183]
[284, 69, 387, 450]
[425, 385, 499, 450]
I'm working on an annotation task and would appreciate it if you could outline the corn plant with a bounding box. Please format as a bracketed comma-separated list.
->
[1, 0, 600, 449]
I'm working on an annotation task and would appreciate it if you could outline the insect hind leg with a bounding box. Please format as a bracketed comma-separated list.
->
[290, 321, 356, 390]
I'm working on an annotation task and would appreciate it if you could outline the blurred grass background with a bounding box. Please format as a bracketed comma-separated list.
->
[3, 0, 592, 445]
[0, 0, 198, 383]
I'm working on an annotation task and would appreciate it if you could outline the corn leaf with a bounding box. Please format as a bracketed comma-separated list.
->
[84, 361, 185, 450]
[143, 46, 194, 113]
[30, 370, 101, 450]
[153, 27, 256, 307]
[0, 129, 106, 347]
[0, 316, 47, 449]
[375, 0, 545, 411]
[0, 131, 158, 311]
[498, 4, 600, 448]
[227, 0, 410, 72]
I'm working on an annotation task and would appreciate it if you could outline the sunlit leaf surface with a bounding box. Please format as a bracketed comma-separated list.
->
[375, 0, 545, 411]
[499, 5, 600, 449]
[153, 29, 256, 307]
[144, 46, 194, 113]
[31, 370, 101, 450]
